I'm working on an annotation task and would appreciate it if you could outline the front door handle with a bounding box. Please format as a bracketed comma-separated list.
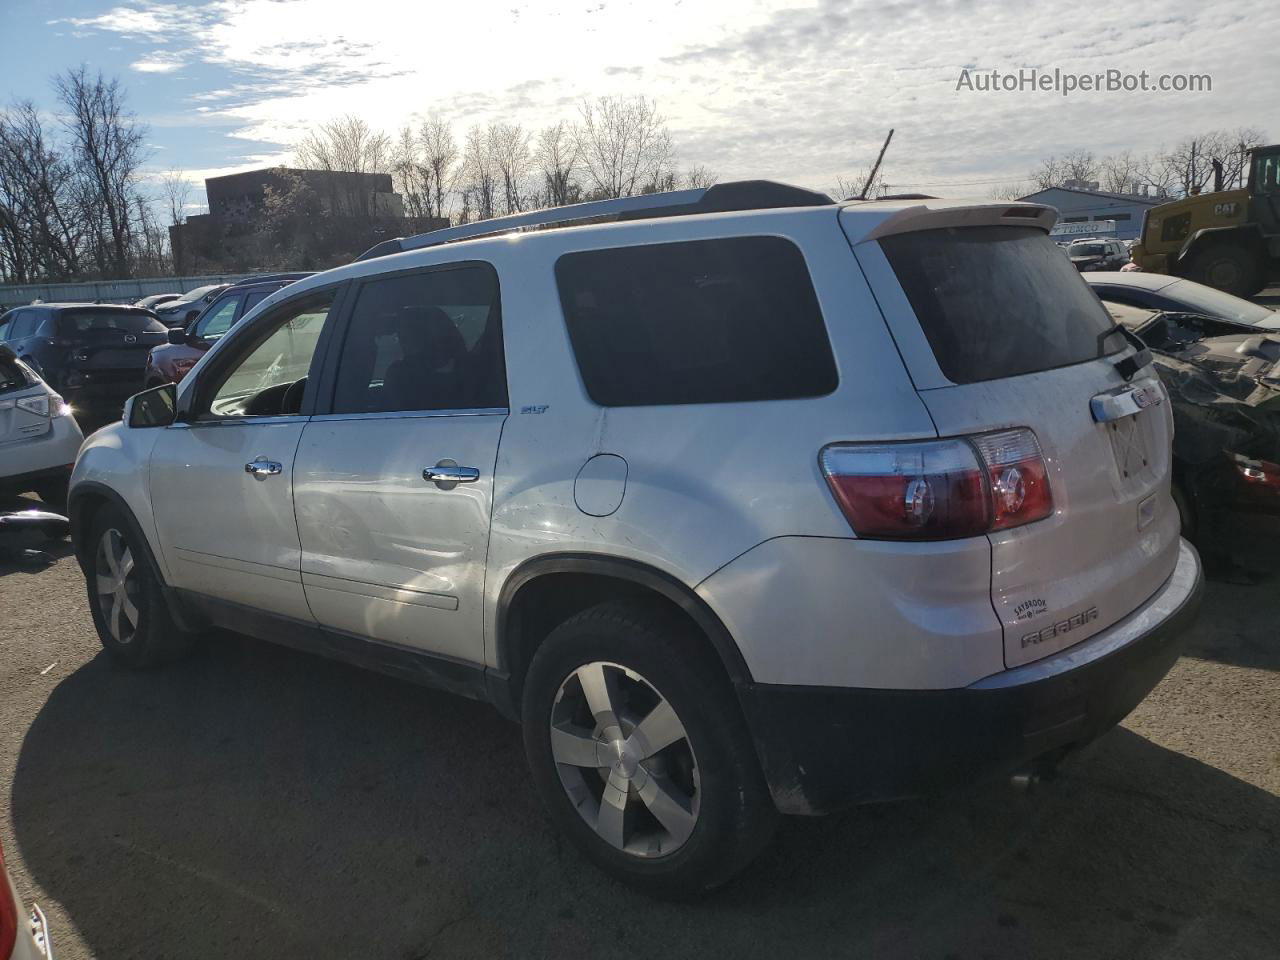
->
[245, 456, 283, 481]
[423, 460, 480, 489]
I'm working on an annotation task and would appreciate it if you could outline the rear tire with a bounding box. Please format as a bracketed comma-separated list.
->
[521, 602, 777, 897]
[1187, 242, 1263, 297]
[85, 505, 198, 668]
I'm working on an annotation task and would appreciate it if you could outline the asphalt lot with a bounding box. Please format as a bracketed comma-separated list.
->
[0, 501, 1275, 960]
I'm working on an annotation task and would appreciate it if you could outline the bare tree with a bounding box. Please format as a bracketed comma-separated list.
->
[460, 124, 498, 222]
[490, 122, 531, 215]
[391, 125, 431, 219]
[835, 167, 886, 200]
[1060, 149, 1098, 184]
[0, 100, 83, 281]
[988, 182, 1031, 201]
[682, 165, 717, 189]
[296, 114, 392, 217]
[535, 121, 580, 207]
[576, 96, 674, 199]
[419, 116, 458, 221]
[160, 168, 192, 226]
[1099, 151, 1141, 194]
[54, 66, 147, 277]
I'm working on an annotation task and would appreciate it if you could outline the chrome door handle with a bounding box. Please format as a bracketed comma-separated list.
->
[423, 460, 480, 488]
[245, 456, 283, 481]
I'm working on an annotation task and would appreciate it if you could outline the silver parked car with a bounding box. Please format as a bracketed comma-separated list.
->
[0, 343, 83, 507]
[1084, 271, 1280, 329]
[68, 183, 1203, 894]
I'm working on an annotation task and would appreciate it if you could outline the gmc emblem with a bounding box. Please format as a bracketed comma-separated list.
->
[1020, 606, 1099, 648]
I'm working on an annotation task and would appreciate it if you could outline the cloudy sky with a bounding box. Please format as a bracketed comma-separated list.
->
[2, 0, 1274, 209]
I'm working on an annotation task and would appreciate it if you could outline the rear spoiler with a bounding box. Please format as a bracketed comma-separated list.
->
[849, 202, 1057, 245]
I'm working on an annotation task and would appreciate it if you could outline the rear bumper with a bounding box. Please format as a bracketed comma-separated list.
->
[0, 415, 82, 491]
[739, 539, 1203, 815]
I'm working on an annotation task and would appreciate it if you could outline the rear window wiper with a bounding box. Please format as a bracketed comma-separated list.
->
[1099, 322, 1153, 380]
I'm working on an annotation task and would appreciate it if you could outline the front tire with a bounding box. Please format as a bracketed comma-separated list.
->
[86, 506, 198, 668]
[521, 602, 777, 896]
[1187, 242, 1263, 297]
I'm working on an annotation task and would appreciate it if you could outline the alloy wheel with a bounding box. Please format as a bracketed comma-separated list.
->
[549, 661, 700, 858]
[95, 528, 139, 645]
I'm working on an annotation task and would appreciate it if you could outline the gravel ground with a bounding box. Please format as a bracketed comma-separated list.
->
[1, 518, 1278, 959]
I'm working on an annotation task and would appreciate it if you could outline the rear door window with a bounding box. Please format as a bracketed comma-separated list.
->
[880, 226, 1124, 384]
[330, 264, 506, 414]
[556, 236, 837, 406]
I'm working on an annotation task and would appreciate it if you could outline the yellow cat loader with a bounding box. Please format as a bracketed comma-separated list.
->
[1132, 143, 1280, 297]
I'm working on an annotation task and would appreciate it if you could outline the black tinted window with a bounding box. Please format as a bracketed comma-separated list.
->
[556, 237, 837, 406]
[332, 265, 506, 414]
[881, 226, 1124, 384]
[0, 355, 29, 393]
[6, 312, 37, 340]
[59, 310, 165, 337]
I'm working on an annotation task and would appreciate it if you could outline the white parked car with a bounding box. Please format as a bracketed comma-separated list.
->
[0, 344, 82, 508]
[68, 183, 1203, 894]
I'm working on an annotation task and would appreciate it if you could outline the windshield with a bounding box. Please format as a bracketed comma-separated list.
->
[1069, 243, 1105, 257]
[881, 225, 1126, 384]
[1166, 279, 1278, 326]
[59, 310, 166, 337]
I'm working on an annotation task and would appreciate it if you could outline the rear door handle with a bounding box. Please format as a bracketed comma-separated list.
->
[245, 456, 283, 480]
[423, 460, 480, 488]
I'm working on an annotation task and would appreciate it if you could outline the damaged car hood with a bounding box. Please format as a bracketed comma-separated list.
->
[1108, 304, 1280, 465]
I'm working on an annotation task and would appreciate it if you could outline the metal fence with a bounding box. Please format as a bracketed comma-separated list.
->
[0, 273, 263, 308]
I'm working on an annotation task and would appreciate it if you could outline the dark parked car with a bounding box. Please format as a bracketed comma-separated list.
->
[1108, 302, 1280, 558]
[0, 303, 166, 426]
[145, 274, 313, 386]
[152, 283, 231, 327]
[135, 293, 182, 309]
[1086, 272, 1280, 329]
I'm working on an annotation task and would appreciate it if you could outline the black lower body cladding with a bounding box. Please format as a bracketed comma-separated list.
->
[739, 542, 1204, 816]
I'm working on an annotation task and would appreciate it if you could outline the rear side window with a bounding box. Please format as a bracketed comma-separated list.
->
[59, 310, 165, 337]
[331, 264, 506, 414]
[880, 226, 1124, 384]
[556, 236, 837, 406]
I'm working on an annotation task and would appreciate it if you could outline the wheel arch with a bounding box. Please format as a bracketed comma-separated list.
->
[68, 481, 203, 631]
[1176, 223, 1265, 266]
[492, 553, 754, 718]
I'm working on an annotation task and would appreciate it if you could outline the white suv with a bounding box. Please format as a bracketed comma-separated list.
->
[68, 182, 1203, 894]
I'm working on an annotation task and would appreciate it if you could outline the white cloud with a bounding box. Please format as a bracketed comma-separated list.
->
[131, 51, 184, 73]
[60, 0, 1279, 192]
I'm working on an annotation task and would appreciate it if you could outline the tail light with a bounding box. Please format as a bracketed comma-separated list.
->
[821, 428, 1054, 541]
[1230, 453, 1280, 489]
[0, 838, 17, 958]
[171, 357, 199, 381]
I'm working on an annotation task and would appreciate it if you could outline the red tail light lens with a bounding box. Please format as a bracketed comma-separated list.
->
[0, 839, 17, 959]
[970, 429, 1054, 530]
[821, 428, 1054, 541]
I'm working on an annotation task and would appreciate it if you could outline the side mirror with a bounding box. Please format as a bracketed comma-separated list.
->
[124, 382, 177, 428]
[167, 327, 187, 345]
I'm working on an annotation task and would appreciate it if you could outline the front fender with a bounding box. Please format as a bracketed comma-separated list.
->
[69, 421, 167, 581]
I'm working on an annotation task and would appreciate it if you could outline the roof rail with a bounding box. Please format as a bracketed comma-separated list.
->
[353, 180, 833, 262]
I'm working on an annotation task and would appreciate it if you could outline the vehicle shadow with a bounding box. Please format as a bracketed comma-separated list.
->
[10, 633, 1280, 960]
[1180, 576, 1280, 672]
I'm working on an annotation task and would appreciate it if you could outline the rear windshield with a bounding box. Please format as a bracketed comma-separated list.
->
[59, 310, 165, 337]
[0, 355, 29, 394]
[881, 225, 1124, 384]
[556, 236, 838, 406]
